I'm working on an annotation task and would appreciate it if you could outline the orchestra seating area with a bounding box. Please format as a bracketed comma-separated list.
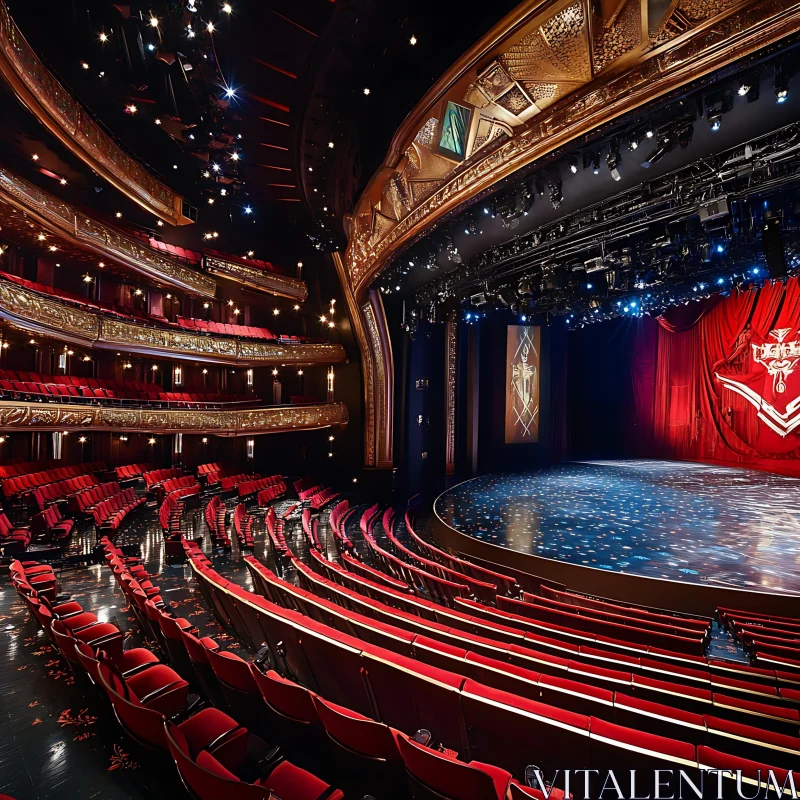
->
[3, 460, 800, 799]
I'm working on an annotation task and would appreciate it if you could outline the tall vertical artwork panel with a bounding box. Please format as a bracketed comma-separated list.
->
[505, 325, 541, 443]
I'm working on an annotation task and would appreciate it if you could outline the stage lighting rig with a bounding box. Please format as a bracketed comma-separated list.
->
[548, 178, 563, 208]
[641, 128, 675, 168]
[587, 152, 601, 174]
[569, 156, 579, 173]
[704, 89, 733, 131]
[774, 63, 790, 103]
[607, 140, 622, 181]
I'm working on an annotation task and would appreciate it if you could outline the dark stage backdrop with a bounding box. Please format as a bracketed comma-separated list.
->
[568, 276, 800, 476]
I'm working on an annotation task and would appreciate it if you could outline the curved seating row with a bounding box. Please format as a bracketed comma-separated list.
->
[158, 476, 200, 503]
[32, 474, 97, 511]
[265, 507, 290, 557]
[309, 487, 339, 510]
[2, 461, 105, 499]
[0, 511, 30, 553]
[257, 481, 286, 507]
[68, 481, 122, 515]
[237, 475, 283, 501]
[0, 369, 255, 408]
[203, 496, 231, 549]
[30, 505, 75, 542]
[92, 488, 145, 532]
[248, 555, 800, 774]
[114, 463, 153, 481]
[301, 508, 321, 552]
[404, 506, 519, 597]
[143, 467, 183, 489]
[233, 504, 255, 549]
[184, 545, 798, 798]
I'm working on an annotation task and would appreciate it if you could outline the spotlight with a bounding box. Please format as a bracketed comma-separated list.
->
[149, 16, 159, 27]
[677, 123, 694, 149]
[224, 87, 236, 99]
[569, 156, 578, 174]
[606, 142, 622, 181]
[775, 64, 789, 103]
[591, 153, 600, 175]
[705, 89, 732, 131]
[641, 130, 675, 168]
[548, 178, 563, 208]
[708, 113, 722, 132]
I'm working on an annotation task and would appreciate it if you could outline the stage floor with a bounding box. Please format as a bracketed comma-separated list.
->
[434, 460, 800, 595]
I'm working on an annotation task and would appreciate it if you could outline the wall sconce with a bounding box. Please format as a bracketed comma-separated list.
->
[174, 365, 183, 386]
[246, 368, 253, 387]
[246, 439, 255, 460]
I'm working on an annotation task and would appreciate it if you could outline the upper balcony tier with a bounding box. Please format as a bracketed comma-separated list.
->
[0, 0, 194, 227]
[0, 166, 307, 301]
[0, 272, 346, 367]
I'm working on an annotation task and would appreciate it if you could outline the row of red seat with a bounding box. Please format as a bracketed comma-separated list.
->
[30, 504, 75, 542]
[257, 481, 286, 507]
[328, 499, 355, 554]
[233, 504, 255, 549]
[0, 458, 62, 479]
[158, 493, 183, 541]
[204, 496, 231, 549]
[143, 467, 183, 489]
[721, 607, 800, 672]
[177, 316, 277, 341]
[265, 507, 290, 557]
[32, 474, 97, 511]
[114, 463, 153, 480]
[185, 544, 798, 798]
[218, 473, 259, 492]
[68, 481, 122, 514]
[384, 509, 497, 604]
[309, 487, 339, 510]
[92, 535, 345, 798]
[293, 476, 317, 493]
[248, 554, 800, 775]
[92, 487, 145, 531]
[404, 506, 519, 596]
[237, 474, 283, 500]
[2, 462, 104, 498]
[157, 476, 200, 502]
[196, 462, 221, 477]
[301, 508, 322, 551]
[0, 369, 253, 408]
[0, 511, 30, 552]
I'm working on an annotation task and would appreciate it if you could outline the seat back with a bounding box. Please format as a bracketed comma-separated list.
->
[313, 695, 399, 762]
[394, 732, 506, 800]
[164, 723, 269, 800]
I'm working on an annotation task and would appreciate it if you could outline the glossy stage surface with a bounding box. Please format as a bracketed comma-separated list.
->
[435, 460, 800, 595]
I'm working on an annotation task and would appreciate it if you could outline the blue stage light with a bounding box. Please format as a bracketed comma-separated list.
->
[716, 244, 724, 253]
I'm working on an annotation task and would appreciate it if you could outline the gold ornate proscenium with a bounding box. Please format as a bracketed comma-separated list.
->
[205, 255, 308, 302]
[339, 0, 800, 469]
[0, 168, 215, 297]
[0, 400, 349, 437]
[0, 0, 193, 227]
[343, 0, 800, 294]
[0, 277, 346, 366]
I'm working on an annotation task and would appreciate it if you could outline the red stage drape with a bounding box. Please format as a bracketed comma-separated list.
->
[646, 277, 800, 474]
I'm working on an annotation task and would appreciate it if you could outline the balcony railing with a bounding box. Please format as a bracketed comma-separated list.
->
[0, 276, 346, 366]
[0, 0, 194, 226]
[0, 399, 349, 436]
[0, 167, 216, 296]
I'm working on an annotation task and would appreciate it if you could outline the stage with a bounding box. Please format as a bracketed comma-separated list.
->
[434, 460, 800, 603]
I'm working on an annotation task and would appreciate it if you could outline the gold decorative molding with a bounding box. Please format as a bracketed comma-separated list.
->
[0, 400, 348, 437]
[0, 0, 193, 226]
[0, 277, 346, 366]
[204, 255, 308, 301]
[0, 168, 215, 296]
[343, 0, 800, 294]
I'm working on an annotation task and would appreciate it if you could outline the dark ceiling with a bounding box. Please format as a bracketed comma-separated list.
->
[3, 0, 519, 259]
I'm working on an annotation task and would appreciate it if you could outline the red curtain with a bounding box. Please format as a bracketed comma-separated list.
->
[646, 278, 800, 474]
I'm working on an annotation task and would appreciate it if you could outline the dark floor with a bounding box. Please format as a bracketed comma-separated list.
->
[435, 460, 800, 594]
[0, 492, 348, 800]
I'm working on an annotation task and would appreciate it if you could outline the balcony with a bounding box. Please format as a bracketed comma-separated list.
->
[0, 274, 346, 366]
[0, 398, 348, 436]
[0, 0, 194, 226]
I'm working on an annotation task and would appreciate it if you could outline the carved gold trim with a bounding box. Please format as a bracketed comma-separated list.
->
[0, 168, 215, 296]
[205, 256, 308, 301]
[0, 277, 346, 366]
[0, 0, 192, 226]
[344, 0, 800, 293]
[0, 400, 348, 436]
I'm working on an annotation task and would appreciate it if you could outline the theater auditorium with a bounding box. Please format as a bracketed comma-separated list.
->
[1, 1, 800, 798]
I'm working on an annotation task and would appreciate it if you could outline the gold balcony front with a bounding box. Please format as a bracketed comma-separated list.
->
[205, 256, 308, 302]
[0, 277, 346, 366]
[0, 400, 349, 437]
[0, 168, 216, 297]
[0, 0, 193, 227]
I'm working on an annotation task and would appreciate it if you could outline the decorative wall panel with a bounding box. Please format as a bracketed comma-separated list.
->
[0, 400, 348, 436]
[0, 0, 192, 226]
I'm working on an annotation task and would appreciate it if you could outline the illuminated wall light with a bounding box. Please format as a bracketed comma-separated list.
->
[230, 152, 240, 161]
[60, 178, 67, 185]
[148, 438, 157, 445]
[328, 434, 335, 442]
[149, 16, 159, 27]
[29, 339, 36, 345]
[81, 62, 89, 70]
[247, 250, 254, 257]
[155, 118, 162, 125]
[246, 439, 255, 459]
[31, 154, 39, 161]
[320, 315, 326, 323]
[227, 299, 234, 306]
[410, 35, 417, 45]
[119, 436, 128, 442]
[202, 368, 208, 374]
[134, 288, 143, 296]
[246, 368, 253, 387]
[211, 163, 221, 172]
[271, 368, 278, 376]
[208, 198, 215, 205]
[203, 302, 210, 309]
[220, 189, 227, 196]
[273, 308, 280, 316]
[115, 211, 123, 218]
[224, 88, 236, 99]
[37, 233, 46, 241]
[48, 245, 57, 252]
[174, 365, 183, 385]
[232, 308, 240, 315]
[297, 369, 304, 376]
[99, 32, 108, 42]
[327, 452, 333, 458]
[78, 436, 87, 444]
[83, 274, 93, 283]
[187, 28, 196, 38]
[363, 87, 370, 95]
[201, 437, 208, 444]
[151, 364, 159, 371]
[207, 21, 215, 32]
[293, 304, 300, 311]
[328, 141, 334, 149]
[244, 206, 252, 215]
[222, 2, 232, 12]
[352, 478, 358, 483]
[127, 105, 138, 114]
[82, 355, 91, 362]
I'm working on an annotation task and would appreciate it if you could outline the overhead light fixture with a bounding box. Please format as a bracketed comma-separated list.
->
[224, 87, 236, 99]
[187, 28, 196, 38]
[244, 206, 252, 214]
[606, 141, 622, 181]
[222, 3, 233, 12]
[569, 156, 578, 174]
[775, 63, 789, 103]
[99, 32, 108, 42]
[81, 62, 90, 70]
[149, 16, 159, 27]
[207, 21, 215, 32]
[363, 87, 370, 95]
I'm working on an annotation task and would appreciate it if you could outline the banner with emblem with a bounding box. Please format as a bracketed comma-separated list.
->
[505, 325, 540, 444]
